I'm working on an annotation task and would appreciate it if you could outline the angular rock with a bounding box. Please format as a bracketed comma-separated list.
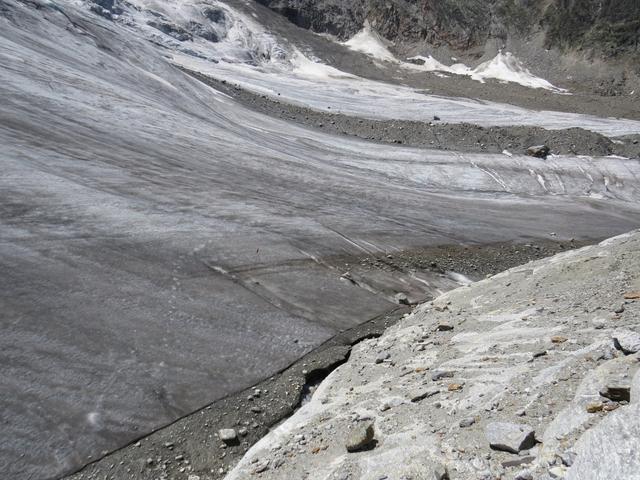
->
[375, 352, 390, 364]
[586, 402, 604, 413]
[218, 428, 238, 445]
[436, 323, 454, 331]
[485, 422, 536, 454]
[549, 466, 567, 479]
[459, 417, 476, 428]
[526, 145, 550, 158]
[345, 421, 375, 452]
[612, 330, 640, 354]
[408, 387, 439, 402]
[599, 385, 631, 402]
[394, 292, 410, 305]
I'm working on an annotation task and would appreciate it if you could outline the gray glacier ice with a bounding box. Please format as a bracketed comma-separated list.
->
[1, 0, 640, 478]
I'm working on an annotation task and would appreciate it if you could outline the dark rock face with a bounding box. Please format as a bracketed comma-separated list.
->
[256, 0, 640, 58]
[147, 20, 193, 41]
[90, 0, 122, 17]
[93, 0, 115, 10]
[254, 0, 368, 39]
[544, 0, 640, 57]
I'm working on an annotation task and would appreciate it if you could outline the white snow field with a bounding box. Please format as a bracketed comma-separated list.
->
[1, 0, 640, 479]
[343, 24, 565, 92]
[83, 0, 639, 133]
[343, 22, 398, 63]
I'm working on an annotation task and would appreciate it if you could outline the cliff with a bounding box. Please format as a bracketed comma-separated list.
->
[256, 0, 640, 58]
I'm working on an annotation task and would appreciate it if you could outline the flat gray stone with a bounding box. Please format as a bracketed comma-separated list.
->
[502, 457, 535, 468]
[485, 422, 536, 454]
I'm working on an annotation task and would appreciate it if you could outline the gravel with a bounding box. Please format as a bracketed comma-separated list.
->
[184, 69, 640, 159]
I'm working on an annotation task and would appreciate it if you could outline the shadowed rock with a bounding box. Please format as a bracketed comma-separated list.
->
[613, 330, 640, 354]
[345, 421, 375, 452]
[485, 422, 536, 454]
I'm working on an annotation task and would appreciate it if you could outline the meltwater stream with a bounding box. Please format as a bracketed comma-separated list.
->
[1, 0, 640, 478]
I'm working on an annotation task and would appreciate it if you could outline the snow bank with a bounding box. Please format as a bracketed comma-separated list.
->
[406, 52, 566, 93]
[471, 52, 565, 92]
[343, 23, 397, 63]
[290, 49, 356, 80]
[341, 25, 564, 92]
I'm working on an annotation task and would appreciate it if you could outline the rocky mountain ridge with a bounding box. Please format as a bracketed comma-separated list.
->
[256, 0, 640, 94]
[256, 0, 640, 57]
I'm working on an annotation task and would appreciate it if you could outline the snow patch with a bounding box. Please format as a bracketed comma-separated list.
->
[406, 52, 566, 93]
[405, 55, 470, 76]
[290, 50, 356, 80]
[472, 52, 566, 92]
[343, 22, 396, 63]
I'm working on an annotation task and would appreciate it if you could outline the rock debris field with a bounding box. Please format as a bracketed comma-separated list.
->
[227, 232, 640, 480]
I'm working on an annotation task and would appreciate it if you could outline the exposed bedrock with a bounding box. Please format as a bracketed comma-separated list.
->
[255, 0, 640, 57]
[227, 231, 640, 479]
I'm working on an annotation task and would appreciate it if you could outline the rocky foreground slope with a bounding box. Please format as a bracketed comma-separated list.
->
[226, 231, 640, 480]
